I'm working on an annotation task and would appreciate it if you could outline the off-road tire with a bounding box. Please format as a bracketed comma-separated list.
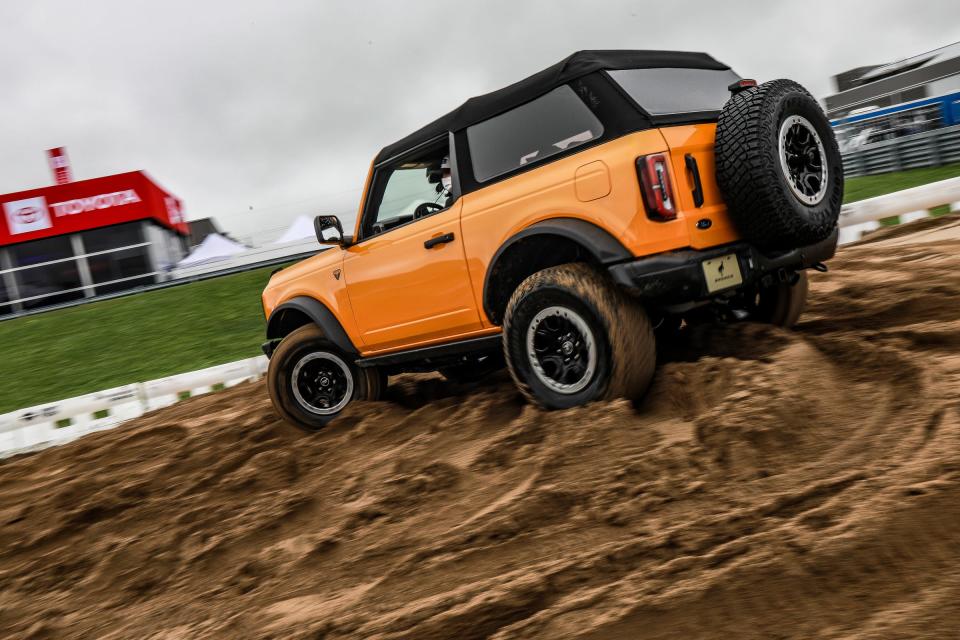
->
[360, 366, 387, 401]
[752, 271, 808, 328]
[502, 263, 656, 410]
[715, 79, 843, 251]
[267, 325, 372, 432]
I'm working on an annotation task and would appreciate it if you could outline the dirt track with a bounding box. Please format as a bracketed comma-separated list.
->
[2, 217, 960, 639]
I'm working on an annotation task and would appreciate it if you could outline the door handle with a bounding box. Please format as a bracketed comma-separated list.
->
[685, 153, 705, 208]
[424, 232, 455, 249]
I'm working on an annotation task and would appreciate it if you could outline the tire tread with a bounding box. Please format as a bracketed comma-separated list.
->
[715, 79, 843, 250]
[502, 263, 656, 408]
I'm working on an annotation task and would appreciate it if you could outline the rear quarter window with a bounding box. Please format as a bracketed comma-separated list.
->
[467, 85, 604, 183]
[608, 67, 741, 115]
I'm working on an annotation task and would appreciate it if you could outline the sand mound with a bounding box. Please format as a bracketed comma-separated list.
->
[2, 221, 960, 639]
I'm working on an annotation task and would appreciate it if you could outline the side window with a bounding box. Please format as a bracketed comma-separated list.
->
[376, 167, 445, 224]
[466, 85, 604, 182]
[363, 142, 454, 238]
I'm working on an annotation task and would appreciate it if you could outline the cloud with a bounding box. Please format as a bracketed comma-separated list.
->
[0, 0, 957, 241]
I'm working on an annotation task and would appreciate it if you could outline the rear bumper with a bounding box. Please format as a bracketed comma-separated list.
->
[608, 227, 837, 303]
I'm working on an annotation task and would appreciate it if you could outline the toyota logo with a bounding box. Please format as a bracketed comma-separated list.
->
[15, 206, 41, 223]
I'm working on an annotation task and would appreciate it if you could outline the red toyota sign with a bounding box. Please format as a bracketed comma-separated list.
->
[0, 171, 188, 246]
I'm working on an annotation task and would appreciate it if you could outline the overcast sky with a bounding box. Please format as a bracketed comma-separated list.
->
[1, 1, 958, 243]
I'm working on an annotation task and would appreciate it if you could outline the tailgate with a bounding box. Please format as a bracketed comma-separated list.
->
[660, 124, 741, 249]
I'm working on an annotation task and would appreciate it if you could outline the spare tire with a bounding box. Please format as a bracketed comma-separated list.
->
[715, 79, 843, 251]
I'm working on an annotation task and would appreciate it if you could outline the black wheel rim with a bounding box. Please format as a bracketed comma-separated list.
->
[778, 115, 828, 205]
[291, 352, 353, 415]
[525, 306, 596, 394]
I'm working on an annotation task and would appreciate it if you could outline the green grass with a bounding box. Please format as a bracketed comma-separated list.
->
[0, 265, 280, 414]
[843, 163, 960, 204]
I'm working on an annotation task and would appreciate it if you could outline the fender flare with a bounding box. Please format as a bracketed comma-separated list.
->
[266, 296, 358, 355]
[482, 218, 633, 322]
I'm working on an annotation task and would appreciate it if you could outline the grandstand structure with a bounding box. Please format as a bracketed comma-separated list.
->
[826, 42, 960, 151]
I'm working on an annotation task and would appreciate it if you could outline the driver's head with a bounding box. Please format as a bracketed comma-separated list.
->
[440, 156, 452, 192]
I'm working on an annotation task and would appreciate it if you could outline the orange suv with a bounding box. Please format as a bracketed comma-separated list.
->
[261, 50, 843, 431]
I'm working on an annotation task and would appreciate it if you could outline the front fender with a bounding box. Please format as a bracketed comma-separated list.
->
[266, 296, 358, 355]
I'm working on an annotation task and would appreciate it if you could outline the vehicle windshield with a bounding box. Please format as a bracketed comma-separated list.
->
[608, 67, 741, 115]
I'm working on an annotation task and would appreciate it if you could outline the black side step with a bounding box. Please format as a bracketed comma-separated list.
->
[356, 334, 501, 368]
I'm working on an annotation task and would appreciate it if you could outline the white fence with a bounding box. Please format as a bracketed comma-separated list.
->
[0, 356, 267, 459]
[838, 176, 960, 244]
[2, 177, 960, 460]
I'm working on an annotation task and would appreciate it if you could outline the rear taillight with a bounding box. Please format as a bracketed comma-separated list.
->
[636, 154, 676, 221]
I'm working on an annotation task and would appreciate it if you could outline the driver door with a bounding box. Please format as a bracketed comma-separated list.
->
[343, 163, 481, 352]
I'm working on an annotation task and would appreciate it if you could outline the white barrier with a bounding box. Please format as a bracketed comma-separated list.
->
[839, 176, 960, 231]
[141, 358, 267, 411]
[837, 220, 880, 246]
[0, 356, 267, 459]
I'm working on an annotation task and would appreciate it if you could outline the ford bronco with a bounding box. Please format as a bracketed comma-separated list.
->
[260, 50, 842, 431]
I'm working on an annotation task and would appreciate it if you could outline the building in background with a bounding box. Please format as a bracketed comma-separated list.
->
[0, 170, 189, 317]
[186, 217, 223, 248]
[186, 217, 244, 248]
[825, 42, 960, 151]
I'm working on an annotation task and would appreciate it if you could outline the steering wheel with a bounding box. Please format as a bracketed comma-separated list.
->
[414, 202, 444, 219]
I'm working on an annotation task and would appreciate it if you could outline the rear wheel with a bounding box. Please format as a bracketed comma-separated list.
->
[502, 263, 655, 410]
[749, 271, 808, 328]
[267, 325, 373, 432]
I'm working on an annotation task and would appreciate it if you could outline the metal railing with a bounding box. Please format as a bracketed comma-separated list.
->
[0, 245, 318, 324]
[842, 124, 960, 177]
[0, 238, 159, 316]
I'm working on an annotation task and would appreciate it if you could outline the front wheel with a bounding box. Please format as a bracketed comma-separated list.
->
[266, 325, 375, 432]
[502, 263, 656, 410]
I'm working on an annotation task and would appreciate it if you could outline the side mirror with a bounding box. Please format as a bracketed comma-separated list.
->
[314, 215, 349, 247]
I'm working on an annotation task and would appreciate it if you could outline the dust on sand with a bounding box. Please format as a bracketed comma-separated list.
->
[2, 217, 960, 640]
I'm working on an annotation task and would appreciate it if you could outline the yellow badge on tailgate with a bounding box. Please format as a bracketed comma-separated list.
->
[701, 254, 743, 293]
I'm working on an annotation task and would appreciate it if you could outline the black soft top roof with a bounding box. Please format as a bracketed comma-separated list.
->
[375, 49, 729, 164]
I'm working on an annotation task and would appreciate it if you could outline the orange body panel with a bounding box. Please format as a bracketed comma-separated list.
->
[341, 201, 484, 351]
[263, 123, 742, 356]
[658, 124, 741, 249]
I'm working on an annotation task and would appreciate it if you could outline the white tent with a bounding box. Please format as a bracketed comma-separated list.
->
[177, 233, 248, 267]
[273, 214, 316, 244]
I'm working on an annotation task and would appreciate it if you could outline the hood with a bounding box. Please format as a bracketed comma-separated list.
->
[267, 246, 342, 289]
